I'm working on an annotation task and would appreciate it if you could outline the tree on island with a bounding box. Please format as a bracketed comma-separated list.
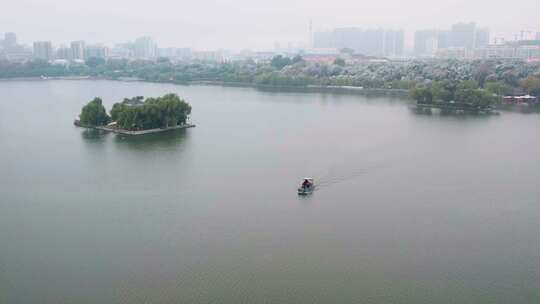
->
[411, 80, 495, 109]
[110, 93, 191, 130]
[410, 86, 433, 103]
[485, 81, 513, 96]
[79, 97, 111, 126]
[520, 75, 540, 96]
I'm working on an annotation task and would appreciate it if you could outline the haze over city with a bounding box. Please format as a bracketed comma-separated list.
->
[2, 0, 539, 49]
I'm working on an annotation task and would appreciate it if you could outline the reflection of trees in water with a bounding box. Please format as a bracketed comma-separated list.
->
[81, 128, 108, 141]
[80, 128, 191, 152]
[112, 129, 190, 152]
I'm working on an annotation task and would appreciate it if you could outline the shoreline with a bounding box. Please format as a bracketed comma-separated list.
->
[96, 124, 196, 135]
[0, 75, 410, 97]
[6, 77, 538, 113]
[76, 122, 196, 135]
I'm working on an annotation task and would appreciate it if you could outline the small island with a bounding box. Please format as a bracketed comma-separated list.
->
[75, 93, 194, 135]
[409, 80, 499, 115]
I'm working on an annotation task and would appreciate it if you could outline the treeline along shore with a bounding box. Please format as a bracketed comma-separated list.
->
[4, 55, 540, 111]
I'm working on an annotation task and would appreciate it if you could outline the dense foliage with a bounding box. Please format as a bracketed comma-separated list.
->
[110, 94, 191, 130]
[410, 80, 496, 108]
[79, 98, 111, 126]
[3, 56, 540, 95]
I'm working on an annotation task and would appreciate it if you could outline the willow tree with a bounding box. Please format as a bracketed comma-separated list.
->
[79, 97, 110, 126]
[111, 93, 191, 130]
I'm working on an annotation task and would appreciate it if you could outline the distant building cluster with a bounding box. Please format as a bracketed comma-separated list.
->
[414, 23, 489, 58]
[0, 32, 33, 61]
[412, 23, 540, 61]
[313, 28, 404, 57]
[0, 33, 196, 63]
[1, 26, 540, 64]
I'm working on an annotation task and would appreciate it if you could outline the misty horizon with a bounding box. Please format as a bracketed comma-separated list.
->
[2, 0, 539, 50]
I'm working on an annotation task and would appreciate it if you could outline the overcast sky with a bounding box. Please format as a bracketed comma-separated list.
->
[2, 0, 539, 50]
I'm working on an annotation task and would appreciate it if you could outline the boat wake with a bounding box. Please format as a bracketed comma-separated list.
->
[312, 158, 395, 191]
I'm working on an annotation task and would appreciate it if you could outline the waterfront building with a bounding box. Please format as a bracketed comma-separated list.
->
[85, 44, 109, 59]
[71, 41, 85, 60]
[109, 42, 136, 59]
[33, 41, 53, 60]
[56, 45, 71, 60]
[134, 36, 157, 59]
[2, 47, 32, 62]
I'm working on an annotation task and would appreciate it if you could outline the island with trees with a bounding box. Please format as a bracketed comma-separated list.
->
[409, 80, 499, 115]
[75, 93, 194, 135]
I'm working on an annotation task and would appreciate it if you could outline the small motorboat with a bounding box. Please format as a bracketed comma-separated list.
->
[297, 178, 315, 195]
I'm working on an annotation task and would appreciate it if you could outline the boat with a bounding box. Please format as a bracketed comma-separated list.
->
[297, 178, 315, 195]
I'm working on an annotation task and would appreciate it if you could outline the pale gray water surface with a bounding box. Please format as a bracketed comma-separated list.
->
[1, 80, 539, 303]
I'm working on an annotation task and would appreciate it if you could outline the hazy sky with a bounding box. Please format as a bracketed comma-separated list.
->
[2, 0, 539, 50]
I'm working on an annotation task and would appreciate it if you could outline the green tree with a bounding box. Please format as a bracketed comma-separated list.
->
[410, 86, 433, 104]
[333, 58, 346, 67]
[86, 57, 106, 68]
[112, 93, 191, 130]
[270, 55, 292, 70]
[454, 80, 479, 104]
[431, 80, 455, 102]
[520, 75, 540, 95]
[485, 81, 512, 96]
[292, 55, 304, 64]
[79, 97, 110, 126]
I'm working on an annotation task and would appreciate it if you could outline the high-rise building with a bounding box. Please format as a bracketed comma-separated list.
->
[450, 23, 476, 50]
[313, 31, 335, 49]
[4, 32, 17, 47]
[71, 41, 85, 60]
[415, 23, 490, 58]
[33, 41, 53, 60]
[333, 28, 365, 52]
[56, 45, 71, 60]
[85, 44, 109, 59]
[158, 47, 192, 59]
[437, 30, 452, 49]
[383, 30, 404, 57]
[414, 30, 439, 56]
[475, 28, 490, 48]
[134, 36, 156, 59]
[313, 28, 403, 57]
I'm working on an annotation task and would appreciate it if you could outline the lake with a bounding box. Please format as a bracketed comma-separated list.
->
[1, 80, 539, 303]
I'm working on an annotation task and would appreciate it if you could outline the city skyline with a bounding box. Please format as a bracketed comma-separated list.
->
[1, 0, 539, 50]
[2, 25, 540, 54]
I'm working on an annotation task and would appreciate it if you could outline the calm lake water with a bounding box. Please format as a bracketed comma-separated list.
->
[1, 80, 540, 303]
